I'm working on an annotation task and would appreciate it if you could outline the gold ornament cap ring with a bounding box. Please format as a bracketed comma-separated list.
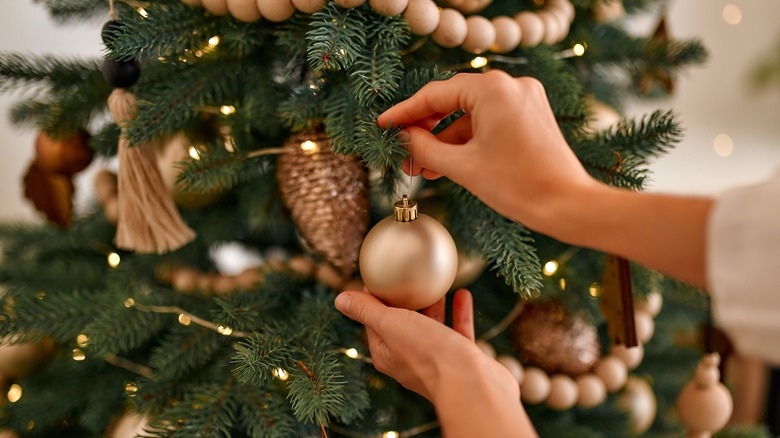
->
[394, 195, 418, 222]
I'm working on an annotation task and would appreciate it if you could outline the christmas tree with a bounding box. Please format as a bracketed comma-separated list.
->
[0, 0, 770, 437]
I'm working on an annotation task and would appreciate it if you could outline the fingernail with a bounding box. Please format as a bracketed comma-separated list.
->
[397, 128, 411, 143]
[334, 293, 351, 313]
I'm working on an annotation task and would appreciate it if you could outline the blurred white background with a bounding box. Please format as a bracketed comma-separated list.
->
[0, 1, 779, 222]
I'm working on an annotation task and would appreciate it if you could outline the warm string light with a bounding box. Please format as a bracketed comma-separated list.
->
[107, 252, 121, 268]
[382, 432, 399, 438]
[7, 384, 22, 403]
[272, 367, 290, 381]
[76, 334, 89, 347]
[125, 382, 138, 397]
[208, 36, 220, 47]
[72, 348, 86, 361]
[128, 301, 249, 337]
[460, 45, 587, 71]
[589, 282, 602, 298]
[337, 347, 373, 363]
[300, 140, 319, 153]
[713, 133, 734, 157]
[219, 105, 236, 115]
[542, 260, 559, 276]
[723, 4, 742, 25]
[178, 313, 192, 326]
[188, 145, 201, 160]
[136, 7, 148, 18]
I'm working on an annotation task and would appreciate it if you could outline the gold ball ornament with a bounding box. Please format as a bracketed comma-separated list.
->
[594, 355, 628, 392]
[677, 353, 733, 437]
[521, 367, 551, 404]
[547, 374, 579, 410]
[451, 251, 486, 289]
[291, 0, 326, 13]
[511, 300, 601, 376]
[156, 133, 223, 209]
[227, 0, 261, 22]
[276, 132, 369, 277]
[617, 377, 657, 435]
[515, 12, 545, 48]
[497, 355, 524, 383]
[256, 0, 296, 22]
[403, 0, 440, 36]
[369, 0, 408, 16]
[202, 0, 229, 15]
[576, 374, 607, 408]
[461, 16, 496, 54]
[432, 9, 468, 48]
[490, 16, 521, 54]
[359, 196, 458, 310]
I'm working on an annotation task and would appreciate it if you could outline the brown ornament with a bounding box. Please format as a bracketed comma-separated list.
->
[34, 130, 93, 176]
[276, 132, 369, 277]
[511, 300, 601, 376]
[23, 162, 74, 227]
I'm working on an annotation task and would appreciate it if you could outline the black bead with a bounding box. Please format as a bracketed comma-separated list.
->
[102, 58, 141, 88]
[101, 20, 124, 45]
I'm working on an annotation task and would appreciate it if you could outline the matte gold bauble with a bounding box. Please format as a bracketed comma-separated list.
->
[0, 337, 55, 378]
[156, 132, 223, 209]
[359, 196, 457, 310]
[511, 300, 601, 376]
[617, 377, 657, 435]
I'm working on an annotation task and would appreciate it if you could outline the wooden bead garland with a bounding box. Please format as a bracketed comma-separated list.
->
[180, 0, 576, 53]
[485, 292, 662, 411]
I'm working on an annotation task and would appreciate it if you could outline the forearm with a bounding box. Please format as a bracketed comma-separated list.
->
[545, 182, 713, 289]
[432, 357, 537, 438]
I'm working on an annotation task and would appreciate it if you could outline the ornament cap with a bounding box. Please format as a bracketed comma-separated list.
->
[394, 195, 418, 222]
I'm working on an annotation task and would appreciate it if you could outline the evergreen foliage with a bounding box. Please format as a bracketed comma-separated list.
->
[0, 1, 766, 437]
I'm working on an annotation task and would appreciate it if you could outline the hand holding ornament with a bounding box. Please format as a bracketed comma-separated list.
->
[334, 289, 536, 438]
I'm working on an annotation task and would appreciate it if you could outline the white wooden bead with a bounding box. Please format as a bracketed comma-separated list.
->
[202, 0, 229, 15]
[515, 12, 544, 48]
[181, 0, 204, 6]
[257, 0, 295, 22]
[288, 255, 317, 276]
[212, 275, 238, 295]
[369, 0, 408, 16]
[458, 0, 490, 14]
[537, 11, 562, 45]
[171, 268, 199, 292]
[547, 374, 579, 410]
[637, 291, 663, 317]
[291, 0, 327, 13]
[227, 0, 262, 22]
[548, 0, 575, 22]
[334, 0, 367, 8]
[497, 355, 524, 383]
[576, 374, 607, 408]
[594, 355, 628, 392]
[611, 343, 644, 370]
[432, 9, 468, 48]
[475, 340, 496, 359]
[445, 0, 465, 8]
[521, 367, 551, 404]
[461, 16, 496, 54]
[635, 309, 655, 344]
[490, 16, 521, 53]
[103, 197, 119, 224]
[403, 0, 440, 36]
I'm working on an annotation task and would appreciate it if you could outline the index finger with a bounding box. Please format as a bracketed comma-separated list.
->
[335, 291, 389, 328]
[378, 73, 482, 129]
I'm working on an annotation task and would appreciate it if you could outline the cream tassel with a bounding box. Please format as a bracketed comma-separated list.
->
[108, 88, 195, 253]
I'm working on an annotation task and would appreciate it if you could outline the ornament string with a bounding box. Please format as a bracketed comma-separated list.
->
[408, 156, 414, 198]
[129, 301, 249, 338]
[108, 0, 116, 20]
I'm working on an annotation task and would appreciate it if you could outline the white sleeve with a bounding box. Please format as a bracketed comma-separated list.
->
[707, 169, 780, 365]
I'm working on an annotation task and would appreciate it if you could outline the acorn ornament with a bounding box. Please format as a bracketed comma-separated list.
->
[359, 195, 458, 310]
[677, 353, 733, 438]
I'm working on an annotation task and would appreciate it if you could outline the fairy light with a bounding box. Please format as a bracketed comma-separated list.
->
[220, 105, 236, 115]
[178, 313, 192, 326]
[36, 291, 45, 299]
[224, 136, 236, 153]
[72, 348, 86, 361]
[382, 432, 399, 438]
[723, 4, 742, 25]
[300, 140, 319, 153]
[217, 325, 233, 336]
[345, 348, 359, 359]
[124, 298, 135, 308]
[136, 7, 148, 18]
[208, 36, 221, 47]
[572, 43, 586, 57]
[7, 384, 22, 403]
[188, 145, 201, 160]
[76, 334, 89, 348]
[542, 260, 559, 276]
[107, 252, 121, 268]
[273, 368, 290, 381]
[713, 133, 734, 157]
[125, 382, 138, 397]
[470, 56, 488, 68]
[559, 278, 567, 290]
[26, 420, 34, 430]
[589, 282, 602, 298]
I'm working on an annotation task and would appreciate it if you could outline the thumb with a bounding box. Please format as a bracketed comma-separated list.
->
[404, 125, 461, 177]
[335, 291, 388, 328]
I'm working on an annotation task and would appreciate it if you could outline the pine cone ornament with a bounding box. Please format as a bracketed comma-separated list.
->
[276, 132, 369, 277]
[511, 300, 601, 376]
